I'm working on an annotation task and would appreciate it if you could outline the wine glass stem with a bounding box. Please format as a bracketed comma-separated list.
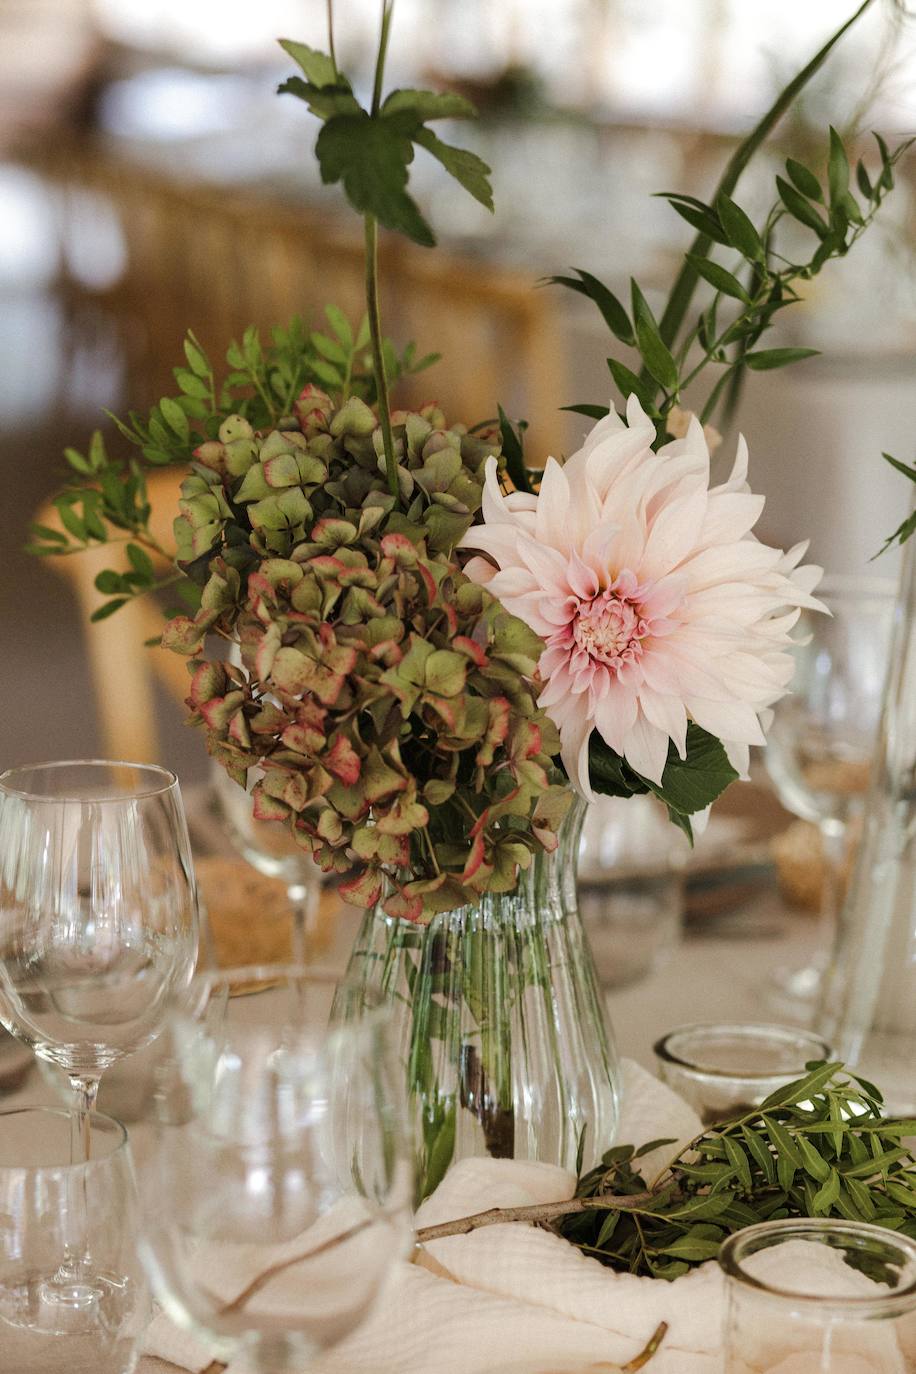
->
[69, 1074, 100, 1165]
[287, 882, 316, 963]
[817, 820, 848, 972]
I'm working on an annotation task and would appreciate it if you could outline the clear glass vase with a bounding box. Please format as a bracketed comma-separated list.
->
[340, 795, 621, 1198]
[817, 536, 916, 1111]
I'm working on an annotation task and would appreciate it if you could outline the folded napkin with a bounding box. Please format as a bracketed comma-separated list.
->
[143, 1059, 914, 1374]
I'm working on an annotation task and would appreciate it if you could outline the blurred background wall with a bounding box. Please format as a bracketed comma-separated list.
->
[2, 0, 915, 781]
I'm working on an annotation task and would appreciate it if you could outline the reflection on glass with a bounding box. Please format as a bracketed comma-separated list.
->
[140, 965, 413, 1373]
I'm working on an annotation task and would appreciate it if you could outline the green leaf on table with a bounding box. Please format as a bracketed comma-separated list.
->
[316, 113, 434, 245]
[658, 1233, 724, 1262]
[715, 193, 764, 261]
[786, 157, 824, 203]
[413, 127, 493, 210]
[685, 253, 751, 303]
[744, 347, 820, 371]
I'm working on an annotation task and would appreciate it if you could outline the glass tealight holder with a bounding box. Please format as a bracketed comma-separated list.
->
[654, 1022, 832, 1125]
[720, 1219, 916, 1373]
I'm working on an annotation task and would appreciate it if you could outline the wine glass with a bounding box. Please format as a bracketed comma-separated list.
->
[139, 964, 413, 1372]
[0, 1107, 148, 1374]
[765, 578, 895, 1007]
[210, 763, 323, 963]
[0, 760, 199, 1163]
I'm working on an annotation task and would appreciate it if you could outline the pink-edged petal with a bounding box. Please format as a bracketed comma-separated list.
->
[592, 684, 638, 755]
[535, 457, 572, 550]
[638, 688, 688, 759]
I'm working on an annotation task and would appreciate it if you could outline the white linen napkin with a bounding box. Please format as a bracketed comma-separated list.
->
[143, 1059, 915, 1374]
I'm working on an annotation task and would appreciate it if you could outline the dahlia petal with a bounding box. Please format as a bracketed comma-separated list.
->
[623, 712, 670, 785]
[463, 555, 497, 586]
[724, 740, 750, 781]
[592, 685, 638, 755]
[535, 457, 572, 550]
[558, 711, 596, 803]
[638, 688, 688, 759]
[685, 697, 767, 746]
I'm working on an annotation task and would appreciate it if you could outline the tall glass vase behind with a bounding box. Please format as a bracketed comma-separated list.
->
[341, 795, 621, 1198]
[818, 537, 916, 1111]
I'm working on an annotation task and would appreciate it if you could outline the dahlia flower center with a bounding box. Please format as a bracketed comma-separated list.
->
[573, 594, 647, 668]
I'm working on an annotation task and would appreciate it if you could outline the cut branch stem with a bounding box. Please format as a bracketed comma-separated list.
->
[415, 1188, 661, 1243]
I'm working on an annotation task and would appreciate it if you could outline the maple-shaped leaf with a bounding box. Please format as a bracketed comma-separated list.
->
[316, 113, 434, 246]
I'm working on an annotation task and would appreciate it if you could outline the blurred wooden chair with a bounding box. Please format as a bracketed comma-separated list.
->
[25, 139, 568, 456]
[34, 469, 188, 763]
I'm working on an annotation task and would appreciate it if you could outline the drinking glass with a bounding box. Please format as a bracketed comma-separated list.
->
[140, 964, 414, 1372]
[210, 763, 323, 962]
[0, 760, 199, 1161]
[0, 1107, 148, 1374]
[720, 1219, 916, 1372]
[765, 578, 895, 1006]
[654, 1022, 832, 1125]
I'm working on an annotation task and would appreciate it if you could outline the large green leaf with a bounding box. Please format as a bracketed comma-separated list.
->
[278, 39, 340, 89]
[382, 88, 476, 121]
[413, 127, 493, 210]
[316, 113, 434, 246]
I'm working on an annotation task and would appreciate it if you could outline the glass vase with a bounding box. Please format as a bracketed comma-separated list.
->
[340, 795, 621, 1198]
[817, 535, 916, 1111]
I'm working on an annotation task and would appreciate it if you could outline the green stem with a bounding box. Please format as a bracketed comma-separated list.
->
[646, 0, 875, 379]
[326, 0, 338, 78]
[364, 215, 399, 501]
[363, 0, 399, 503]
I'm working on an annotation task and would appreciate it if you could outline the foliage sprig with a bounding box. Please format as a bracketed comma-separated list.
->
[554, 123, 913, 438]
[560, 1063, 916, 1280]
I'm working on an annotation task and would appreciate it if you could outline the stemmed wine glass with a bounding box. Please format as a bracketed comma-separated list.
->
[140, 965, 413, 1372]
[764, 578, 895, 1008]
[0, 760, 199, 1166]
[210, 762, 324, 962]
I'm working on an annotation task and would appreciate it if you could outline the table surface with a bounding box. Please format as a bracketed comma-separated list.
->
[4, 886, 817, 1374]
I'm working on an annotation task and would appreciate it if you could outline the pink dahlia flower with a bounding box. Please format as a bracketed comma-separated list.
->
[460, 396, 823, 799]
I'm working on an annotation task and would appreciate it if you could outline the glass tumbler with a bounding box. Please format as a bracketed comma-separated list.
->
[720, 1219, 916, 1372]
[0, 1107, 148, 1374]
[654, 1023, 832, 1125]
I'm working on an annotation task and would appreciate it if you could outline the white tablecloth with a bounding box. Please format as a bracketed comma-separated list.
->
[4, 889, 816, 1374]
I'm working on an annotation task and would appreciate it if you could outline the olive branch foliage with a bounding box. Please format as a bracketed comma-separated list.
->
[559, 1062, 916, 1282]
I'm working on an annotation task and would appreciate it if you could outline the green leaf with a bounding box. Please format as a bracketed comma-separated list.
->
[776, 176, 830, 238]
[595, 1211, 621, 1247]
[660, 194, 730, 247]
[324, 304, 353, 348]
[311, 331, 348, 365]
[647, 724, 738, 816]
[413, 127, 493, 211]
[742, 1126, 776, 1185]
[126, 543, 155, 581]
[758, 1061, 842, 1112]
[635, 315, 678, 393]
[715, 193, 764, 261]
[174, 368, 209, 399]
[316, 113, 434, 246]
[90, 597, 128, 622]
[723, 1137, 753, 1190]
[744, 347, 820, 371]
[29, 522, 68, 546]
[64, 446, 91, 474]
[278, 37, 340, 90]
[183, 336, 210, 378]
[786, 157, 824, 203]
[658, 1233, 724, 1262]
[159, 396, 190, 442]
[882, 452, 916, 483]
[763, 1116, 804, 1169]
[497, 405, 532, 495]
[382, 88, 476, 121]
[56, 500, 87, 542]
[548, 270, 635, 346]
[797, 1135, 831, 1182]
[685, 253, 751, 304]
[606, 358, 656, 414]
[828, 126, 850, 204]
[587, 735, 647, 800]
[561, 403, 611, 420]
[277, 76, 361, 120]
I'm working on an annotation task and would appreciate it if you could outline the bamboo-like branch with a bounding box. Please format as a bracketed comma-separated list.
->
[415, 1188, 661, 1243]
[623, 1322, 669, 1372]
[647, 0, 875, 373]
